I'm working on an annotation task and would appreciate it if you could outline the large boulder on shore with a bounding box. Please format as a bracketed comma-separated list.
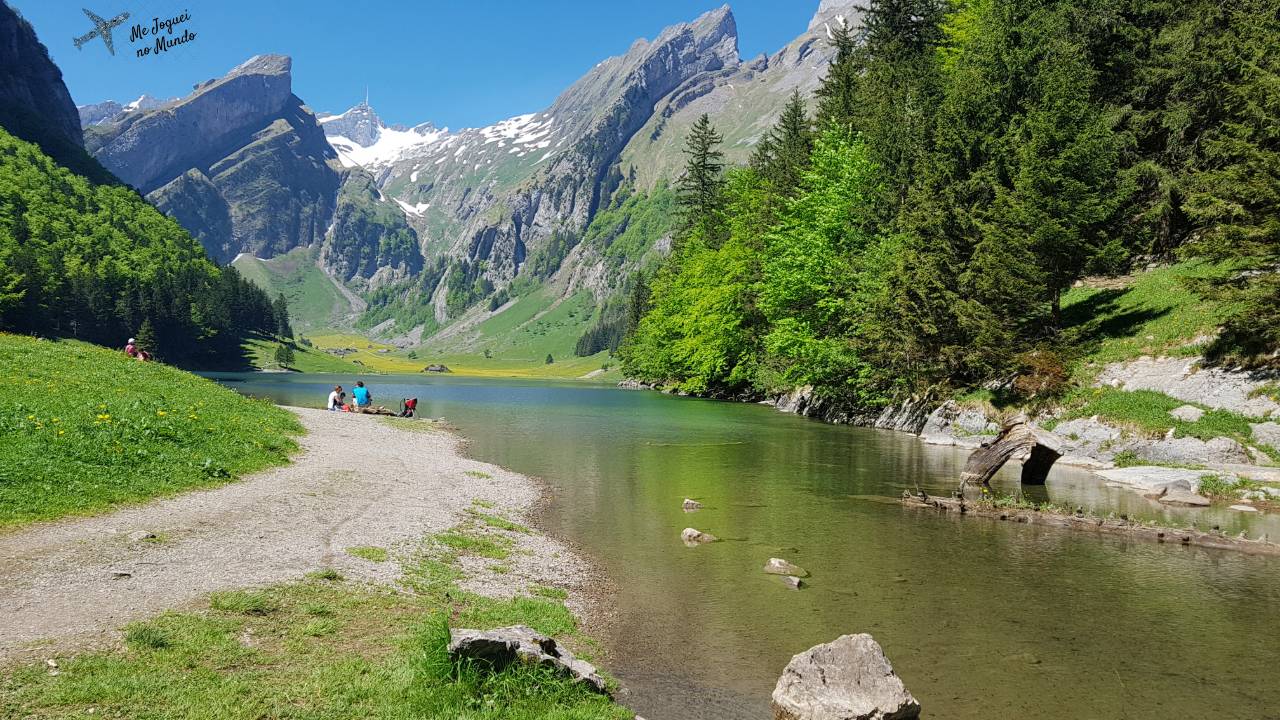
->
[1126, 436, 1252, 466]
[772, 634, 920, 720]
[448, 625, 608, 695]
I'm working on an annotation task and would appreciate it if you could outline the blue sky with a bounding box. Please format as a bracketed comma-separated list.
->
[12, 1, 821, 129]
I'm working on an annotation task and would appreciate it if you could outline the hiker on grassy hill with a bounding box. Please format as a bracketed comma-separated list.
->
[124, 338, 137, 358]
[352, 381, 372, 411]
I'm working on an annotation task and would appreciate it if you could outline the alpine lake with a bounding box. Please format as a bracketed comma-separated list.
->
[210, 372, 1280, 720]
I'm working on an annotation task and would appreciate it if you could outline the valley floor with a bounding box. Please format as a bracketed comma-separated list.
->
[0, 408, 593, 663]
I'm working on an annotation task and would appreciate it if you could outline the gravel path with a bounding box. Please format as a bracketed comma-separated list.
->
[0, 407, 586, 663]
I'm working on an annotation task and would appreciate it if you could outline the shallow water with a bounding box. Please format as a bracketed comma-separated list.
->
[211, 372, 1280, 720]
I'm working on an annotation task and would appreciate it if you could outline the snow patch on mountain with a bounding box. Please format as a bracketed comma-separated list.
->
[328, 124, 449, 168]
[394, 199, 430, 217]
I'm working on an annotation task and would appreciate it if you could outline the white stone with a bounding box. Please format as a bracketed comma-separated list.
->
[772, 634, 920, 720]
[1169, 405, 1205, 422]
[764, 557, 808, 577]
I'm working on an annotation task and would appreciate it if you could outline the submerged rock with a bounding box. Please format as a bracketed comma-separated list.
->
[781, 575, 804, 589]
[772, 633, 920, 720]
[681, 528, 717, 546]
[1157, 489, 1212, 507]
[448, 625, 608, 695]
[764, 557, 809, 577]
[682, 498, 703, 511]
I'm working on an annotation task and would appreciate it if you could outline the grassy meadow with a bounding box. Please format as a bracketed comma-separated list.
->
[0, 516, 628, 719]
[0, 334, 302, 527]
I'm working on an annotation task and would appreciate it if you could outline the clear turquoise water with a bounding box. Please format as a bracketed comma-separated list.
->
[211, 372, 1280, 720]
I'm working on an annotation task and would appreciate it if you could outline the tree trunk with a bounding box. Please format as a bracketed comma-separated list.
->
[959, 415, 1063, 489]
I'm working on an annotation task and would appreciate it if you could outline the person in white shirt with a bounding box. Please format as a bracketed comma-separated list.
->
[327, 385, 344, 411]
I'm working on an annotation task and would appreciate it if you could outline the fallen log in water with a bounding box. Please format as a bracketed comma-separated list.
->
[959, 416, 1063, 488]
[901, 491, 1280, 556]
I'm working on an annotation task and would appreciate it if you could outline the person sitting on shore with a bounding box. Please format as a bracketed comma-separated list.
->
[327, 385, 344, 411]
[398, 397, 418, 418]
[352, 381, 372, 411]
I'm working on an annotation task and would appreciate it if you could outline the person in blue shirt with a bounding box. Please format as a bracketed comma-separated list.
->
[351, 381, 372, 410]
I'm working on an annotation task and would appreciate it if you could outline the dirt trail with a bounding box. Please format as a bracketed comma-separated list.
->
[0, 408, 569, 663]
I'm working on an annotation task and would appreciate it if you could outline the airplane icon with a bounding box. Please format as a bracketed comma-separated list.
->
[73, 8, 130, 56]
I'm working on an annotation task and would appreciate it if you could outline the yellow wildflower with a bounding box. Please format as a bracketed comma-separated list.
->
[156, 410, 167, 416]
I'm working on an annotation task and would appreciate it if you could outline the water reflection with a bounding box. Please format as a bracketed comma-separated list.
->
[209, 372, 1280, 720]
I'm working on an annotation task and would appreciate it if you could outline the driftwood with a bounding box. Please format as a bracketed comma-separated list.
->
[901, 492, 1280, 557]
[959, 416, 1063, 488]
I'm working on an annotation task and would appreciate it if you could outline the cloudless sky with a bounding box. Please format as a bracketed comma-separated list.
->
[11, 0, 821, 129]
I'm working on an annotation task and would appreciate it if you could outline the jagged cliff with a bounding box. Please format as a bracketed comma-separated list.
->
[84, 55, 417, 275]
[0, 1, 107, 179]
[75, 1, 858, 347]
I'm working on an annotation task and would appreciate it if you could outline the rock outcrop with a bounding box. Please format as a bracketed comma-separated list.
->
[772, 634, 920, 720]
[1127, 436, 1252, 466]
[88, 55, 344, 264]
[0, 1, 102, 178]
[1096, 358, 1280, 418]
[0, 2, 81, 150]
[85, 55, 416, 279]
[447, 625, 608, 695]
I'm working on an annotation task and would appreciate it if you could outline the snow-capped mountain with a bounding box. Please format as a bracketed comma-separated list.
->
[77, 94, 169, 127]
[77, 1, 861, 345]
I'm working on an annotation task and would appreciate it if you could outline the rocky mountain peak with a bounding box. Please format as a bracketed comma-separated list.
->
[319, 101, 384, 148]
[808, 0, 862, 31]
[227, 54, 292, 79]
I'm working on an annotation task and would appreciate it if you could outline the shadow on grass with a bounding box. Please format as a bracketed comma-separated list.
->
[1059, 288, 1170, 360]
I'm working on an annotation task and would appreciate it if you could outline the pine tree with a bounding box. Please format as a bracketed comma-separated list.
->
[272, 293, 293, 338]
[273, 342, 295, 368]
[758, 90, 814, 196]
[814, 15, 860, 133]
[676, 114, 726, 248]
[135, 317, 158, 355]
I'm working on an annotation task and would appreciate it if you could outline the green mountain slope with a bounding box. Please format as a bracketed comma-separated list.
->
[0, 125, 278, 365]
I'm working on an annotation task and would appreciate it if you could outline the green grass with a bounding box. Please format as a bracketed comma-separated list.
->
[243, 336, 362, 374]
[468, 509, 531, 534]
[529, 584, 569, 601]
[1061, 261, 1235, 379]
[0, 334, 303, 528]
[433, 529, 513, 561]
[1196, 474, 1265, 500]
[122, 623, 170, 650]
[347, 545, 389, 563]
[1049, 387, 1277, 462]
[381, 417, 441, 433]
[1053, 387, 1259, 440]
[208, 590, 276, 616]
[1, 539, 625, 719]
[464, 470, 493, 479]
[233, 246, 357, 333]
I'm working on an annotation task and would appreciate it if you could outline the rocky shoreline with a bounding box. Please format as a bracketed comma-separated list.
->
[901, 492, 1280, 556]
[624, 354, 1280, 521]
